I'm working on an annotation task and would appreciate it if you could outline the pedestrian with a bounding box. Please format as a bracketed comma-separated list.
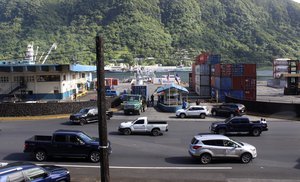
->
[196, 99, 200, 105]
[151, 94, 154, 106]
[182, 99, 188, 109]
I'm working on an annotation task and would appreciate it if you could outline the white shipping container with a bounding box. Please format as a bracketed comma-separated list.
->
[195, 75, 200, 85]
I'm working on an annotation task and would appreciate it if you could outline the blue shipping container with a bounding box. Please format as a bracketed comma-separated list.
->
[209, 54, 221, 65]
[232, 64, 244, 76]
[229, 90, 244, 100]
[220, 77, 232, 89]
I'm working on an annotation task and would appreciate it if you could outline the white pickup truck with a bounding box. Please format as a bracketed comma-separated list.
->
[118, 117, 168, 136]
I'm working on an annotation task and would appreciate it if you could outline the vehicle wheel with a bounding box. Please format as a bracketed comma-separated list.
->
[80, 119, 86, 125]
[180, 113, 186, 118]
[35, 150, 47, 162]
[212, 111, 217, 116]
[200, 153, 212, 164]
[218, 128, 226, 135]
[200, 113, 205, 119]
[230, 113, 235, 118]
[252, 128, 261, 136]
[123, 128, 132, 135]
[89, 151, 100, 163]
[241, 153, 252, 163]
[151, 128, 160, 136]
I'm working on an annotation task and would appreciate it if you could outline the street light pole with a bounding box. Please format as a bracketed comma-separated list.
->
[96, 36, 110, 182]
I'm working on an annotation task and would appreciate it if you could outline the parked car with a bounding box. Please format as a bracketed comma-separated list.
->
[210, 116, 268, 136]
[211, 103, 246, 117]
[118, 117, 168, 136]
[69, 107, 113, 125]
[176, 106, 209, 119]
[0, 162, 70, 182]
[188, 134, 257, 164]
[24, 130, 112, 163]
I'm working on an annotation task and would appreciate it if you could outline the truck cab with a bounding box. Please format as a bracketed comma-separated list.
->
[122, 94, 144, 115]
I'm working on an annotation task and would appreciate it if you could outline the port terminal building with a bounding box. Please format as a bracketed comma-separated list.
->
[0, 63, 96, 101]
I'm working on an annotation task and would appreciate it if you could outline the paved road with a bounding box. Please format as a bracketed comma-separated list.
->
[0, 109, 300, 182]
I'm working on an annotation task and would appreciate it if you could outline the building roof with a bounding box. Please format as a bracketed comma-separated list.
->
[156, 83, 189, 94]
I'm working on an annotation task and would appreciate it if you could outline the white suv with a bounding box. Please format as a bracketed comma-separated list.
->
[188, 134, 257, 164]
[176, 106, 209, 119]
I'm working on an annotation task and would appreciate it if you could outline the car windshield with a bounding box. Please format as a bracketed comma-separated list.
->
[79, 108, 89, 114]
[78, 132, 93, 142]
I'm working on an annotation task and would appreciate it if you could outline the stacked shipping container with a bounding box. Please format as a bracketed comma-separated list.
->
[195, 64, 211, 97]
[211, 63, 256, 102]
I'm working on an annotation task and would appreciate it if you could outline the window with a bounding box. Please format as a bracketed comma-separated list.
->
[7, 171, 26, 182]
[194, 107, 204, 111]
[63, 75, 66, 81]
[23, 167, 46, 181]
[70, 135, 84, 145]
[0, 76, 9, 83]
[37, 75, 60, 82]
[54, 90, 59, 94]
[202, 140, 224, 146]
[223, 140, 235, 147]
[134, 120, 144, 124]
[82, 73, 85, 78]
[54, 135, 67, 142]
[231, 119, 240, 124]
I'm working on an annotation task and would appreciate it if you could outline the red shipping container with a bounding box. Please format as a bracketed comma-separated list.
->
[232, 76, 245, 90]
[244, 90, 256, 100]
[211, 76, 215, 87]
[214, 64, 221, 76]
[198, 52, 209, 64]
[245, 77, 256, 90]
[112, 78, 119, 86]
[244, 64, 256, 76]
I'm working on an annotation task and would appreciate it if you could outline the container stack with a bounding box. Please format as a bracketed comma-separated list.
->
[195, 64, 211, 97]
[211, 63, 256, 102]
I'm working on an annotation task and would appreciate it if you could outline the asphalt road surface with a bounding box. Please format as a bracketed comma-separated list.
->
[0, 110, 300, 182]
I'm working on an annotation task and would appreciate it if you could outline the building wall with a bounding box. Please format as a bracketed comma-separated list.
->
[0, 71, 90, 100]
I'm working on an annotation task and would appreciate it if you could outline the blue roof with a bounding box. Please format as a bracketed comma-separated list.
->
[70, 64, 96, 72]
[156, 83, 189, 93]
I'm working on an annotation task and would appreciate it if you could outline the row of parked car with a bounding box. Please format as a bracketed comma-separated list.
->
[176, 103, 246, 119]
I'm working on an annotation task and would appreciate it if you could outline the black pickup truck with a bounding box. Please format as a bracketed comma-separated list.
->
[210, 116, 268, 136]
[24, 130, 112, 162]
[69, 107, 113, 125]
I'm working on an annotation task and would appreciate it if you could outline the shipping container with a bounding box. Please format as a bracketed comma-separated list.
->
[195, 52, 210, 65]
[105, 78, 113, 86]
[245, 77, 256, 90]
[131, 85, 148, 99]
[229, 90, 244, 100]
[200, 75, 210, 86]
[214, 64, 221, 76]
[195, 64, 200, 75]
[244, 90, 256, 100]
[200, 64, 211, 75]
[232, 76, 245, 90]
[112, 78, 119, 86]
[215, 77, 220, 89]
[209, 54, 221, 65]
[189, 73, 193, 89]
[212, 88, 231, 102]
[232, 64, 244, 76]
[220, 77, 232, 89]
[196, 85, 211, 97]
[244, 64, 256, 76]
[220, 64, 232, 77]
[273, 58, 290, 65]
[195, 75, 200, 85]
[211, 76, 216, 87]
[191, 63, 196, 90]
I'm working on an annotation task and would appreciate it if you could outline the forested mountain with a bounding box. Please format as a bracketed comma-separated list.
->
[0, 0, 299, 66]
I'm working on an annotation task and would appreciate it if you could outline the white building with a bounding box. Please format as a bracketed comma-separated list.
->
[0, 64, 95, 101]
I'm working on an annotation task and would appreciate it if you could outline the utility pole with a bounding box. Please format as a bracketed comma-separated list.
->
[96, 36, 110, 182]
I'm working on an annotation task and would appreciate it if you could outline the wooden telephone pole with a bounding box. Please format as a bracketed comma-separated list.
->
[96, 36, 110, 182]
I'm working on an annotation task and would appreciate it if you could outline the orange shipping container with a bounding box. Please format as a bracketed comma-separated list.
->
[112, 78, 119, 86]
[244, 64, 256, 76]
[214, 64, 221, 76]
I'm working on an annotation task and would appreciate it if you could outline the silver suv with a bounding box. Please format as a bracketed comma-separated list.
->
[188, 134, 257, 164]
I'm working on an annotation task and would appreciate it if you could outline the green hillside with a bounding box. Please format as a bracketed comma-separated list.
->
[0, 0, 299, 66]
